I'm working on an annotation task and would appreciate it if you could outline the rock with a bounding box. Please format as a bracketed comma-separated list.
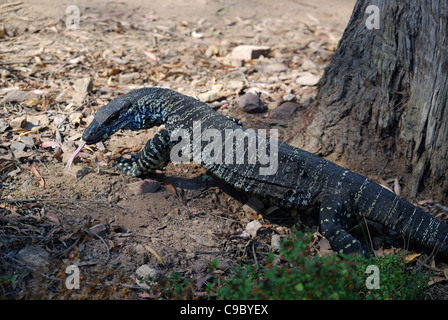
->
[269, 102, 299, 119]
[239, 92, 264, 113]
[10, 141, 27, 152]
[246, 220, 262, 238]
[24, 114, 50, 131]
[118, 72, 140, 84]
[71, 77, 93, 105]
[10, 115, 27, 129]
[0, 119, 9, 132]
[263, 63, 288, 74]
[299, 94, 315, 107]
[55, 87, 75, 103]
[271, 234, 282, 253]
[198, 85, 223, 102]
[89, 223, 107, 237]
[16, 246, 50, 268]
[0, 90, 37, 106]
[282, 93, 295, 102]
[127, 179, 161, 195]
[225, 45, 270, 66]
[135, 264, 162, 285]
[296, 72, 320, 86]
[19, 136, 34, 147]
[301, 58, 318, 72]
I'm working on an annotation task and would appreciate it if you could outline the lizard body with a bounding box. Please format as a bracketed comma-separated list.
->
[82, 88, 448, 256]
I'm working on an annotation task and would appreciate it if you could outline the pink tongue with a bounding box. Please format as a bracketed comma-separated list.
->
[64, 140, 87, 173]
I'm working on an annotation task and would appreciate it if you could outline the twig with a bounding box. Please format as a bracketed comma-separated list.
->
[81, 227, 110, 261]
[362, 215, 377, 258]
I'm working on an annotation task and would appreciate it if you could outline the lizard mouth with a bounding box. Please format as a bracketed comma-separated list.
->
[84, 136, 104, 145]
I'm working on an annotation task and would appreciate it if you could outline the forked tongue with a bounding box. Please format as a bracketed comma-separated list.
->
[64, 140, 87, 173]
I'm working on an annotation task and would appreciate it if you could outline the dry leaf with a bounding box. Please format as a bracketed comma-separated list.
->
[45, 214, 60, 225]
[189, 234, 215, 247]
[164, 182, 177, 195]
[30, 164, 45, 187]
[144, 244, 165, 267]
[405, 252, 421, 263]
[444, 268, 448, 280]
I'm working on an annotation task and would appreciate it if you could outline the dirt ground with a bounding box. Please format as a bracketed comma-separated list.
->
[1, 0, 447, 300]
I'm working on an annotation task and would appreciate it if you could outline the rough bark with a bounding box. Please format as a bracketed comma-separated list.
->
[306, 0, 448, 199]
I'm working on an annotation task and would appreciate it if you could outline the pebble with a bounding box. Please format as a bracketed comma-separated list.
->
[271, 234, 282, 253]
[135, 264, 162, 284]
[269, 102, 299, 119]
[296, 72, 320, 86]
[225, 45, 270, 66]
[300, 58, 318, 72]
[16, 246, 50, 268]
[10, 141, 27, 151]
[282, 93, 295, 102]
[71, 77, 93, 105]
[246, 220, 262, 238]
[198, 86, 222, 102]
[19, 136, 34, 147]
[263, 63, 288, 74]
[0, 119, 9, 132]
[238, 92, 264, 113]
[89, 223, 107, 237]
[10, 115, 27, 129]
[118, 72, 140, 84]
[127, 179, 161, 195]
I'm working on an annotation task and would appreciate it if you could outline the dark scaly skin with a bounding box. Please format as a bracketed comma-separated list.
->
[82, 87, 448, 257]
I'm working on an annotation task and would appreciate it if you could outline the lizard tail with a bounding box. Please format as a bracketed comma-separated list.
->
[360, 180, 448, 257]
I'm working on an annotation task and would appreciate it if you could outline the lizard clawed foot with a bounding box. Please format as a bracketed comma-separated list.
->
[115, 155, 144, 177]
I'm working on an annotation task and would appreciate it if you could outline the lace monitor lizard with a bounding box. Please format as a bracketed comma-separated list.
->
[82, 87, 448, 257]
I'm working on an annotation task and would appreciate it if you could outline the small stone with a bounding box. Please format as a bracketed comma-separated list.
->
[128, 179, 161, 195]
[136, 264, 162, 282]
[10, 115, 27, 129]
[0, 119, 9, 132]
[296, 72, 320, 86]
[89, 223, 107, 237]
[24, 114, 50, 131]
[16, 246, 50, 268]
[264, 63, 288, 74]
[239, 92, 264, 113]
[0, 90, 37, 106]
[225, 45, 270, 66]
[271, 234, 282, 253]
[73, 77, 93, 94]
[246, 220, 262, 237]
[19, 136, 34, 147]
[301, 58, 318, 72]
[231, 45, 270, 61]
[71, 77, 93, 105]
[118, 72, 140, 84]
[10, 141, 27, 151]
[282, 93, 295, 102]
[198, 86, 222, 102]
[269, 102, 299, 119]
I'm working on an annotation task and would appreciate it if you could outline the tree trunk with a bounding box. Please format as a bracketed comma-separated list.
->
[306, 0, 448, 199]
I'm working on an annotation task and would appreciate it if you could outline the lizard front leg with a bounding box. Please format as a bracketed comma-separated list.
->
[116, 129, 173, 177]
[319, 193, 365, 256]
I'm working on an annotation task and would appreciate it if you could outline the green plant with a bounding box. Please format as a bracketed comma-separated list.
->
[216, 229, 430, 300]
[354, 253, 429, 300]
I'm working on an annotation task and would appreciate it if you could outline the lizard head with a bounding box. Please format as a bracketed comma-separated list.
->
[82, 89, 163, 145]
